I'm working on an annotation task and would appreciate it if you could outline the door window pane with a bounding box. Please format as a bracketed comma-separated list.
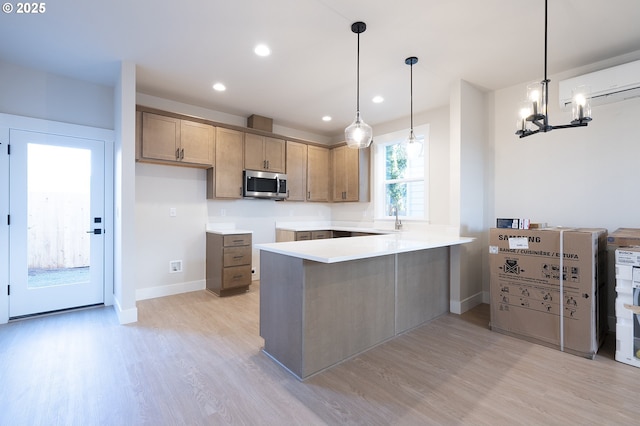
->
[27, 144, 91, 288]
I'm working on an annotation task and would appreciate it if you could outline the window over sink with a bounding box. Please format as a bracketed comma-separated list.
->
[373, 125, 429, 221]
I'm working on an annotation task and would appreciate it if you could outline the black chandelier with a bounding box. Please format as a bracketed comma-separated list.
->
[516, 0, 592, 138]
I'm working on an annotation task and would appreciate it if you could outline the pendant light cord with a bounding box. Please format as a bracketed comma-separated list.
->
[356, 31, 360, 114]
[543, 0, 549, 128]
[410, 61, 414, 131]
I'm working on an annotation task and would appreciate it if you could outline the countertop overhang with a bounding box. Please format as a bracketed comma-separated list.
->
[256, 232, 473, 263]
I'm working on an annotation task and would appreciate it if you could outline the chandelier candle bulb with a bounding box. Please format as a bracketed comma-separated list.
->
[527, 83, 542, 116]
[571, 86, 592, 123]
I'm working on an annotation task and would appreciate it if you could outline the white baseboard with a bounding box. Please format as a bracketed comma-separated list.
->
[136, 280, 206, 301]
[450, 291, 484, 314]
[113, 296, 138, 324]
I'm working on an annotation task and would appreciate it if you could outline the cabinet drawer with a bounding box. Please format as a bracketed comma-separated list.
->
[223, 246, 251, 267]
[295, 231, 311, 241]
[223, 234, 251, 247]
[311, 230, 332, 239]
[222, 265, 252, 289]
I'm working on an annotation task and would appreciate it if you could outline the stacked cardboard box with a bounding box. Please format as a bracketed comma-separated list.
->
[489, 228, 607, 359]
[606, 229, 640, 340]
[614, 247, 640, 368]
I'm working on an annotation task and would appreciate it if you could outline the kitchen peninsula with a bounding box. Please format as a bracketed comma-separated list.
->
[256, 232, 473, 380]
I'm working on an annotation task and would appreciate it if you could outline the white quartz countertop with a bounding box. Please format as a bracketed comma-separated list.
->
[256, 232, 473, 263]
[275, 224, 396, 234]
[206, 229, 253, 235]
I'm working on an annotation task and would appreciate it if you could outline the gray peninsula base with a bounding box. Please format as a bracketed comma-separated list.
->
[259, 247, 449, 380]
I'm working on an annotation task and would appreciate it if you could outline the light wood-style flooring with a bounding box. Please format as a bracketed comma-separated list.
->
[1, 283, 639, 425]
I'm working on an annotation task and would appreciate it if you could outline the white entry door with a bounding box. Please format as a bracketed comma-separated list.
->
[9, 129, 105, 318]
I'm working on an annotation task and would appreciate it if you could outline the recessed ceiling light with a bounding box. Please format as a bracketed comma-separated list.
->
[322, 116, 332, 122]
[212, 83, 226, 91]
[254, 44, 271, 57]
[372, 96, 384, 103]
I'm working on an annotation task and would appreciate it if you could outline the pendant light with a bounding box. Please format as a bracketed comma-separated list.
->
[345, 21, 373, 149]
[405, 56, 420, 141]
[516, 0, 592, 138]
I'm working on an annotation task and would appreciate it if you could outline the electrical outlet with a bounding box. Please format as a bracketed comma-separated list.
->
[169, 260, 182, 273]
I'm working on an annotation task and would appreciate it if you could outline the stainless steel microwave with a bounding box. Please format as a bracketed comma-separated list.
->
[243, 170, 288, 200]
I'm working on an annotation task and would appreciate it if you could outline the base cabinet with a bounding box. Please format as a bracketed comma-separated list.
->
[206, 232, 252, 296]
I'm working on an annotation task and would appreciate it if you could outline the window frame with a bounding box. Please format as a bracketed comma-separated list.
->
[373, 124, 429, 222]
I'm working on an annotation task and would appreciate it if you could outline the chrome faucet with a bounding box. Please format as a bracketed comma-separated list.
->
[393, 206, 402, 230]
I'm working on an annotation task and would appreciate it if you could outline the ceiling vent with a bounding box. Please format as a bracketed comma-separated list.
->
[559, 59, 640, 109]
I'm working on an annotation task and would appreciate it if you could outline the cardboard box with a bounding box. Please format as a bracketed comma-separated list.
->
[247, 114, 273, 132]
[605, 229, 640, 336]
[607, 228, 640, 248]
[489, 228, 607, 359]
[614, 247, 640, 368]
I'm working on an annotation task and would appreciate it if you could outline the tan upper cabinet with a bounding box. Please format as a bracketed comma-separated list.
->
[244, 133, 285, 173]
[138, 111, 214, 167]
[208, 127, 244, 199]
[331, 144, 370, 202]
[306, 145, 330, 202]
[180, 120, 215, 165]
[285, 141, 307, 201]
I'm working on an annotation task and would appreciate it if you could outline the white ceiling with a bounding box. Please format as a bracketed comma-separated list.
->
[1, 0, 639, 138]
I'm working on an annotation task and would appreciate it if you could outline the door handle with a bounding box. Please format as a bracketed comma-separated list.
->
[86, 229, 102, 235]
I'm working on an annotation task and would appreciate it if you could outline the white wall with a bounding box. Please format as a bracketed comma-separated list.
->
[0, 60, 114, 129]
[491, 53, 640, 327]
[113, 61, 138, 323]
[449, 80, 488, 313]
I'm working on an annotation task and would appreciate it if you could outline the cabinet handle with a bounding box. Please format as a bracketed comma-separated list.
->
[233, 255, 244, 259]
[307, 191, 311, 200]
[180, 148, 184, 160]
[176, 148, 180, 160]
[240, 187, 243, 196]
[267, 160, 270, 169]
[263, 160, 266, 169]
[233, 275, 243, 280]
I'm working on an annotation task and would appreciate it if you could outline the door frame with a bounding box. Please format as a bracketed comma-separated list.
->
[0, 113, 114, 324]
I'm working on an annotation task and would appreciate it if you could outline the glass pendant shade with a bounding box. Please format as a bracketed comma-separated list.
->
[571, 85, 592, 123]
[527, 82, 543, 117]
[516, 101, 532, 133]
[406, 129, 418, 145]
[345, 111, 373, 149]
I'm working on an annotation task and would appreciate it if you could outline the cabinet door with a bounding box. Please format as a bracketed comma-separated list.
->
[331, 145, 360, 202]
[331, 145, 347, 201]
[215, 128, 244, 198]
[307, 145, 330, 202]
[285, 141, 307, 201]
[264, 137, 286, 173]
[180, 120, 214, 165]
[141, 112, 180, 162]
[244, 133, 265, 171]
[343, 146, 360, 201]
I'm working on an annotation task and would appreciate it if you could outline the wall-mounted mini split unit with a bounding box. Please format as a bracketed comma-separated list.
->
[559, 59, 640, 109]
